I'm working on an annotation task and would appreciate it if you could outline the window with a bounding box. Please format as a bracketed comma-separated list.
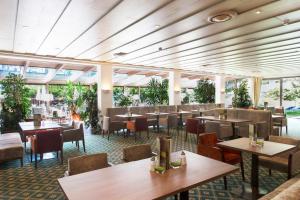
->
[259, 79, 280, 107]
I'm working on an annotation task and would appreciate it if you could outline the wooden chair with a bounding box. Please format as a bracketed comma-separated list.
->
[30, 129, 63, 169]
[159, 114, 179, 135]
[197, 133, 245, 189]
[65, 153, 111, 176]
[123, 144, 154, 162]
[127, 117, 149, 141]
[259, 135, 300, 179]
[62, 122, 86, 152]
[102, 116, 126, 140]
[185, 118, 205, 143]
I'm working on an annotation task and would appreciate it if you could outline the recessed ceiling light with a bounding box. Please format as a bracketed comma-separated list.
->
[255, 10, 262, 14]
[207, 10, 238, 23]
[155, 25, 160, 29]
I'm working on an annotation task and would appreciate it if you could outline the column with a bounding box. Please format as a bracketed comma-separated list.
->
[215, 75, 226, 104]
[97, 63, 113, 116]
[169, 70, 181, 105]
[247, 77, 255, 103]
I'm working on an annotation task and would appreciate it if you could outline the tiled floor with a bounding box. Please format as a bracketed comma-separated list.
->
[0, 126, 295, 200]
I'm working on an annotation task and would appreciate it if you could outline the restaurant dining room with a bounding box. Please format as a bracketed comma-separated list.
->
[1, 0, 300, 200]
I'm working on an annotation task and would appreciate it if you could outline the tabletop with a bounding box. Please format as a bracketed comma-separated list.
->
[115, 114, 143, 118]
[176, 111, 192, 114]
[272, 115, 285, 119]
[217, 137, 296, 157]
[196, 116, 251, 123]
[58, 151, 238, 200]
[19, 121, 61, 131]
[146, 112, 169, 116]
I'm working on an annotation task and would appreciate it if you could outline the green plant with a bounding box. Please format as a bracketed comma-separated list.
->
[232, 80, 252, 108]
[118, 94, 133, 107]
[181, 88, 190, 104]
[0, 73, 31, 132]
[193, 79, 215, 103]
[143, 78, 169, 105]
[65, 81, 86, 116]
[80, 84, 100, 133]
[48, 85, 66, 100]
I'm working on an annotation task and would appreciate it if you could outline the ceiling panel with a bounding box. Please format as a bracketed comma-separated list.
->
[14, 0, 70, 53]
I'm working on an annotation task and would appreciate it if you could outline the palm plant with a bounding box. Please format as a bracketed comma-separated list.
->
[65, 81, 86, 117]
[144, 78, 169, 105]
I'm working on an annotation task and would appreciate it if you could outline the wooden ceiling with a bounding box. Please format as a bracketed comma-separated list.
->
[1, 0, 300, 78]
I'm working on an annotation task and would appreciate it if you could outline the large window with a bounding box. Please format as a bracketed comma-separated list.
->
[225, 80, 235, 107]
[282, 77, 300, 117]
[259, 79, 280, 108]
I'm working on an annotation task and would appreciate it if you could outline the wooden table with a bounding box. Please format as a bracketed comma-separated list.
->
[19, 121, 62, 132]
[196, 116, 251, 138]
[175, 111, 192, 127]
[116, 114, 143, 121]
[146, 112, 169, 133]
[58, 151, 238, 200]
[218, 138, 295, 199]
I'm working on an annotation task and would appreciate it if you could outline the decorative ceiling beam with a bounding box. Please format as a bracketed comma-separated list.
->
[20, 61, 30, 77]
[44, 64, 65, 83]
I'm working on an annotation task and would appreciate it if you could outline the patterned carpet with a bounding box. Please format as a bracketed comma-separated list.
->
[0, 128, 289, 200]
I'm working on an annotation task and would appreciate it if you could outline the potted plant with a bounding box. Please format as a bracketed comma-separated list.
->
[232, 80, 252, 108]
[80, 84, 100, 134]
[193, 79, 215, 103]
[144, 78, 169, 105]
[0, 73, 31, 133]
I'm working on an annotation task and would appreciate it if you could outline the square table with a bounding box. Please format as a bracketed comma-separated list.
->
[115, 114, 143, 121]
[19, 121, 62, 132]
[196, 116, 251, 138]
[146, 112, 169, 133]
[58, 151, 238, 200]
[218, 138, 296, 199]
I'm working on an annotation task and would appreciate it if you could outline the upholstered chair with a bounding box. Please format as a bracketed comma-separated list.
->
[205, 121, 233, 139]
[273, 108, 288, 135]
[102, 116, 127, 140]
[123, 144, 154, 162]
[259, 135, 300, 179]
[197, 133, 245, 189]
[66, 153, 111, 176]
[127, 117, 149, 141]
[30, 129, 63, 168]
[62, 122, 85, 152]
[185, 118, 205, 143]
[159, 114, 179, 135]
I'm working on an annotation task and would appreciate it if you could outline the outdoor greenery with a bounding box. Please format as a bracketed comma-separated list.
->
[143, 78, 169, 105]
[193, 79, 215, 103]
[232, 80, 252, 108]
[266, 84, 300, 102]
[0, 74, 31, 132]
[80, 84, 100, 133]
[113, 87, 133, 107]
[48, 85, 66, 100]
[181, 88, 191, 104]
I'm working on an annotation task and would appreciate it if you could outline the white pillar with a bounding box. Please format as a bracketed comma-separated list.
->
[97, 64, 113, 116]
[169, 70, 181, 105]
[215, 75, 226, 104]
[247, 77, 255, 103]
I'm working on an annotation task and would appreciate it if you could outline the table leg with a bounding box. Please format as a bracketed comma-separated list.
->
[179, 190, 189, 200]
[231, 122, 236, 138]
[251, 154, 259, 200]
[157, 115, 160, 133]
[179, 114, 183, 128]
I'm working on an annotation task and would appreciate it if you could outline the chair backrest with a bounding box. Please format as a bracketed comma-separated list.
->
[68, 153, 109, 176]
[35, 129, 62, 153]
[198, 133, 218, 146]
[135, 117, 148, 131]
[186, 118, 199, 134]
[168, 114, 178, 128]
[123, 144, 152, 162]
[102, 116, 110, 131]
[269, 136, 300, 158]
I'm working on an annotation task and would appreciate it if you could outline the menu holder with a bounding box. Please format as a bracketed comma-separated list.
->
[156, 136, 172, 171]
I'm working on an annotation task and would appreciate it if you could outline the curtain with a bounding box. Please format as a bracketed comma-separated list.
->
[253, 77, 262, 107]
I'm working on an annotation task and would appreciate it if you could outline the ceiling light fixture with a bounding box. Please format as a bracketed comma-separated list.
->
[155, 25, 160, 29]
[207, 10, 238, 23]
[113, 52, 128, 57]
[255, 10, 262, 14]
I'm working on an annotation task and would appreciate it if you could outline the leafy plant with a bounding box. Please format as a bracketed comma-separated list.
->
[193, 79, 215, 103]
[0, 73, 31, 132]
[181, 88, 190, 104]
[80, 84, 100, 133]
[118, 94, 133, 107]
[232, 80, 252, 108]
[143, 78, 169, 105]
[48, 85, 66, 100]
[64, 81, 87, 116]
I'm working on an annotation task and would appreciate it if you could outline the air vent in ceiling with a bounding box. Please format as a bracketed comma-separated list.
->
[113, 52, 128, 57]
[208, 10, 238, 23]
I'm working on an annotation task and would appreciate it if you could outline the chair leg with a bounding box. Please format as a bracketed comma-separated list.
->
[147, 130, 149, 139]
[185, 130, 188, 141]
[167, 127, 170, 135]
[56, 151, 59, 158]
[108, 131, 110, 140]
[77, 141, 79, 150]
[240, 160, 245, 181]
[82, 139, 86, 152]
[223, 176, 227, 190]
[20, 158, 23, 167]
[286, 125, 288, 134]
[35, 153, 37, 169]
[269, 169, 272, 176]
[30, 149, 33, 162]
[61, 150, 63, 165]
